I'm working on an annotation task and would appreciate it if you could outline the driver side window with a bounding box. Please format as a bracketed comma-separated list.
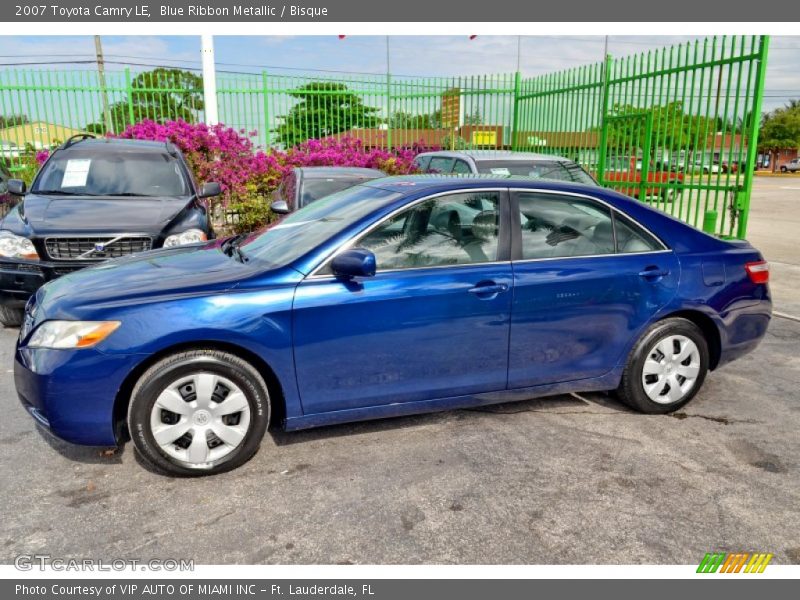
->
[357, 192, 501, 271]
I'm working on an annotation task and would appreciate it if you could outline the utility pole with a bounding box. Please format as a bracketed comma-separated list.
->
[201, 34, 219, 126]
[94, 35, 113, 134]
[386, 35, 392, 150]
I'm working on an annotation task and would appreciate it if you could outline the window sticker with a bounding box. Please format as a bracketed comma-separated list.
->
[490, 167, 510, 176]
[61, 159, 91, 188]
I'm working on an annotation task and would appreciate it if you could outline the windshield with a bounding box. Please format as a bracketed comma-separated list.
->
[301, 177, 375, 207]
[242, 185, 402, 267]
[33, 148, 190, 197]
[476, 159, 597, 185]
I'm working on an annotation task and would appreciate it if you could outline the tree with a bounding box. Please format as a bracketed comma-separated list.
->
[87, 68, 204, 134]
[758, 100, 800, 171]
[0, 114, 29, 129]
[274, 82, 382, 147]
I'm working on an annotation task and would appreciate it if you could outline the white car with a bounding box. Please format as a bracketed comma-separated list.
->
[780, 158, 800, 173]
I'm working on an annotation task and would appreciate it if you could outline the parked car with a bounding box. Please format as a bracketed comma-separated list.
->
[270, 167, 385, 214]
[604, 156, 684, 202]
[412, 150, 598, 185]
[0, 140, 21, 160]
[0, 136, 220, 327]
[0, 160, 11, 207]
[15, 175, 771, 475]
[780, 158, 800, 173]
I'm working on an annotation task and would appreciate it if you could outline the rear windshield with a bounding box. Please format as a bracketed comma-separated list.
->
[242, 185, 402, 267]
[476, 159, 597, 186]
[33, 148, 190, 197]
[301, 177, 375, 206]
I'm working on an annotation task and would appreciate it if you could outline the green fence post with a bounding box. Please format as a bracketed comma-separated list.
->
[124, 67, 135, 126]
[262, 71, 270, 148]
[596, 54, 613, 185]
[639, 112, 654, 202]
[386, 72, 392, 151]
[511, 71, 521, 151]
[737, 35, 769, 239]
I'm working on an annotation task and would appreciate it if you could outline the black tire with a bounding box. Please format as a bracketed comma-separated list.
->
[0, 305, 24, 328]
[127, 349, 270, 476]
[780, 166, 787, 173]
[615, 318, 709, 414]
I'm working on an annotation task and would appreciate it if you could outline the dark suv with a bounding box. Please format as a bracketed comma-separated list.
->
[0, 137, 220, 327]
[412, 150, 598, 185]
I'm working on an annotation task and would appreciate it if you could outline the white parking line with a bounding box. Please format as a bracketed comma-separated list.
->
[774, 311, 800, 324]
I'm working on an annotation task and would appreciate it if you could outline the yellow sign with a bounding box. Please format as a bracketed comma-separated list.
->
[472, 131, 497, 146]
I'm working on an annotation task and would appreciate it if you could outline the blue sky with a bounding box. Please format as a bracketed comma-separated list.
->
[0, 35, 798, 111]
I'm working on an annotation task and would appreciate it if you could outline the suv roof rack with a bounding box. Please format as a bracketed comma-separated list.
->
[165, 141, 180, 157]
[61, 133, 97, 149]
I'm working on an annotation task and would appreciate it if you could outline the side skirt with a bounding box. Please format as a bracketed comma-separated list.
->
[283, 368, 623, 432]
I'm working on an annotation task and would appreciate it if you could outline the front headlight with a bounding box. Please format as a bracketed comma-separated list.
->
[164, 228, 207, 248]
[0, 231, 39, 260]
[27, 321, 120, 349]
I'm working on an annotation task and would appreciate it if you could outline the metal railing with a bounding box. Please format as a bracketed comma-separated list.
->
[0, 35, 769, 238]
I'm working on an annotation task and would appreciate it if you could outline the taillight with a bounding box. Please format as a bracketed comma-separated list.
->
[745, 260, 769, 284]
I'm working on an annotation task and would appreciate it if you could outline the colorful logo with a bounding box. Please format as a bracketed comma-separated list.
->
[697, 552, 773, 573]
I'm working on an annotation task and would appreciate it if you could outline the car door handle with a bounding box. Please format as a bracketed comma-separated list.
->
[468, 283, 509, 296]
[639, 267, 670, 280]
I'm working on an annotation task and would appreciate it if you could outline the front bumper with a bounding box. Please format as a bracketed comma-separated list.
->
[0, 259, 85, 308]
[14, 343, 138, 446]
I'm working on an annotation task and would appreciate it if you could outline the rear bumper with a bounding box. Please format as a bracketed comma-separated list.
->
[717, 298, 772, 369]
[14, 344, 137, 446]
[0, 259, 84, 308]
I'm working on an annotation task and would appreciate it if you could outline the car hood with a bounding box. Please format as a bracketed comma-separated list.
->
[21, 193, 192, 234]
[36, 242, 276, 317]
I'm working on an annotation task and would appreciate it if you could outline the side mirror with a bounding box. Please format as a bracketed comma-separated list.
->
[270, 199, 290, 215]
[8, 179, 26, 196]
[198, 182, 221, 198]
[331, 248, 376, 279]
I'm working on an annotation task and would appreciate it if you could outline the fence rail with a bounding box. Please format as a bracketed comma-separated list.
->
[0, 35, 769, 238]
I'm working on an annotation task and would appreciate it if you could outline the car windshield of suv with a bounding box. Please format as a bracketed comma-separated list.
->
[242, 185, 402, 267]
[33, 148, 190, 197]
[476, 159, 597, 185]
[301, 177, 375, 207]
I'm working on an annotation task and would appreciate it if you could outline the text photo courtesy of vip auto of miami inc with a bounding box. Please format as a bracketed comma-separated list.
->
[0, 23, 798, 586]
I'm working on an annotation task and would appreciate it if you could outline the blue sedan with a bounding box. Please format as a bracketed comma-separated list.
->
[14, 176, 771, 475]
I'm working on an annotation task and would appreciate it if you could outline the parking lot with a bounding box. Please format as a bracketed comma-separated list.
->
[0, 177, 798, 565]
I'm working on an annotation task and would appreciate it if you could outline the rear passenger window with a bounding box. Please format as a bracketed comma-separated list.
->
[516, 192, 615, 260]
[614, 213, 663, 253]
[428, 157, 454, 173]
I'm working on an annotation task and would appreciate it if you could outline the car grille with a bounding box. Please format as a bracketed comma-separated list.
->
[45, 236, 152, 261]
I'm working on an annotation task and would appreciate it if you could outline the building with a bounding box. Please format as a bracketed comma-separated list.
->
[0, 121, 86, 151]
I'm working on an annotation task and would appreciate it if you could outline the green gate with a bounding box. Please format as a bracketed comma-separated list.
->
[0, 35, 768, 238]
[516, 35, 769, 238]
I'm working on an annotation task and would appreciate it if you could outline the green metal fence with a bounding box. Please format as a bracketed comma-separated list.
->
[0, 35, 769, 238]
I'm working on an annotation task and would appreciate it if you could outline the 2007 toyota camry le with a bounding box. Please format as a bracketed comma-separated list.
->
[14, 176, 771, 475]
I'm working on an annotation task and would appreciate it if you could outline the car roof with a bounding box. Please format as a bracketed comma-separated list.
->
[416, 150, 574, 163]
[295, 166, 385, 178]
[58, 137, 177, 153]
[362, 173, 597, 193]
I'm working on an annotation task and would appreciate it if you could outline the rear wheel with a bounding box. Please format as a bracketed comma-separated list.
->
[127, 349, 270, 476]
[0, 305, 23, 328]
[616, 318, 709, 414]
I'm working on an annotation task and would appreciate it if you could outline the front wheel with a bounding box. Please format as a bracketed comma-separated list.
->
[0, 305, 24, 328]
[780, 166, 787, 172]
[127, 349, 271, 476]
[615, 318, 709, 414]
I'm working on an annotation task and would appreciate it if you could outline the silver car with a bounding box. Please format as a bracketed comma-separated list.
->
[412, 150, 598, 185]
[780, 158, 800, 173]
